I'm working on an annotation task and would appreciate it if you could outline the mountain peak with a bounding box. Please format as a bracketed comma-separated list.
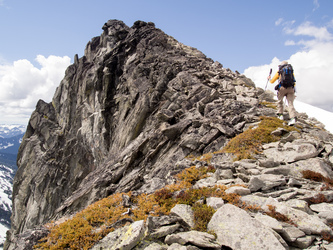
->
[4, 20, 333, 249]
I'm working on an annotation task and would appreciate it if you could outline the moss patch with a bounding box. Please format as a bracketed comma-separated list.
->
[221, 116, 298, 161]
[192, 203, 215, 231]
[260, 101, 277, 109]
[175, 165, 215, 185]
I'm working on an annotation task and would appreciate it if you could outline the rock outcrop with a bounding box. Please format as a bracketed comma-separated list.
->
[5, 20, 333, 249]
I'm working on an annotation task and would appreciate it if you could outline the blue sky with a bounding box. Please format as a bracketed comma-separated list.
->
[1, 0, 330, 71]
[0, 0, 333, 127]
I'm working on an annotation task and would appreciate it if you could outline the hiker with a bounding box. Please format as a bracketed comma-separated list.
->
[268, 61, 297, 126]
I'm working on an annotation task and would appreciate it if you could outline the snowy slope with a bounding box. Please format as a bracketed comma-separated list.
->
[0, 164, 13, 223]
[0, 125, 25, 247]
[0, 164, 15, 247]
[0, 223, 7, 249]
[294, 100, 333, 134]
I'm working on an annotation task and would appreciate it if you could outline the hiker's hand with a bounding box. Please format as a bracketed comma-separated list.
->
[267, 76, 271, 80]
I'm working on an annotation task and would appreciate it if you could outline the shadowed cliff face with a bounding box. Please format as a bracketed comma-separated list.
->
[7, 19, 272, 247]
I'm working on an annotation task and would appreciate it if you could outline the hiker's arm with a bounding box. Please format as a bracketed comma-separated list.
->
[270, 72, 279, 83]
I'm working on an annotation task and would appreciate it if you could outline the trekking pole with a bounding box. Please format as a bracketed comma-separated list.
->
[258, 68, 272, 107]
[265, 68, 273, 92]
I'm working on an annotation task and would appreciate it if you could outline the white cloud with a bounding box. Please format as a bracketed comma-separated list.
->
[285, 40, 296, 46]
[244, 21, 333, 117]
[313, 0, 320, 11]
[0, 55, 71, 124]
[286, 21, 332, 43]
[275, 18, 284, 26]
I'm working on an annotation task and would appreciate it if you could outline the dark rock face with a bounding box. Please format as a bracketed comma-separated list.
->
[6, 20, 259, 247]
[7, 20, 331, 249]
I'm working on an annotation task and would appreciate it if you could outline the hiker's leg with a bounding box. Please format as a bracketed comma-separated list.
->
[277, 87, 286, 115]
[286, 88, 296, 119]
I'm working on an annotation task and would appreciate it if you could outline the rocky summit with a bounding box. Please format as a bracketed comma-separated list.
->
[4, 20, 333, 249]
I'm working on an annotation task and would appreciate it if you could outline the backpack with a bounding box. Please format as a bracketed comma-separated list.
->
[278, 64, 295, 88]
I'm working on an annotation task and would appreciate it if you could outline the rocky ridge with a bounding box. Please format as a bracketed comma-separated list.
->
[4, 20, 333, 249]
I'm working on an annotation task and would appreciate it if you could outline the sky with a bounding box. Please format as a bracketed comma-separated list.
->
[0, 0, 332, 132]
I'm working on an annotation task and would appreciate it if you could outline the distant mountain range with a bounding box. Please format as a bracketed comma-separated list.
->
[0, 125, 25, 247]
[0, 125, 25, 139]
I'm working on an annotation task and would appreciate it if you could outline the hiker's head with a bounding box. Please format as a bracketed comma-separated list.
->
[279, 61, 288, 66]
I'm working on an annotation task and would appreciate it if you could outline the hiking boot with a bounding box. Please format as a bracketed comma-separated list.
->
[277, 114, 284, 120]
[288, 117, 296, 126]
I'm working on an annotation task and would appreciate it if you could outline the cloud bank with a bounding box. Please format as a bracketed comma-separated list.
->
[244, 19, 333, 113]
[0, 55, 71, 124]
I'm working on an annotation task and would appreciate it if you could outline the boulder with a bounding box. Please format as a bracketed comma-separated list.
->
[310, 202, 333, 213]
[248, 176, 265, 192]
[279, 225, 305, 242]
[318, 211, 333, 223]
[147, 215, 183, 230]
[225, 186, 251, 196]
[261, 166, 291, 176]
[263, 198, 332, 235]
[240, 194, 268, 208]
[248, 174, 286, 192]
[206, 197, 224, 209]
[263, 140, 319, 163]
[170, 204, 194, 229]
[258, 158, 280, 168]
[254, 213, 284, 233]
[91, 220, 146, 250]
[150, 224, 181, 239]
[215, 169, 234, 179]
[207, 204, 286, 249]
[193, 176, 217, 189]
[166, 243, 187, 250]
[291, 235, 316, 249]
[285, 199, 313, 214]
[289, 158, 333, 179]
[164, 231, 220, 249]
[144, 242, 168, 250]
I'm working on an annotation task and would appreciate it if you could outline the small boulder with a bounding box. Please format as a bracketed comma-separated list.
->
[170, 204, 194, 229]
[91, 220, 145, 250]
[206, 197, 224, 210]
[165, 231, 220, 249]
[225, 186, 251, 196]
[207, 204, 286, 249]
